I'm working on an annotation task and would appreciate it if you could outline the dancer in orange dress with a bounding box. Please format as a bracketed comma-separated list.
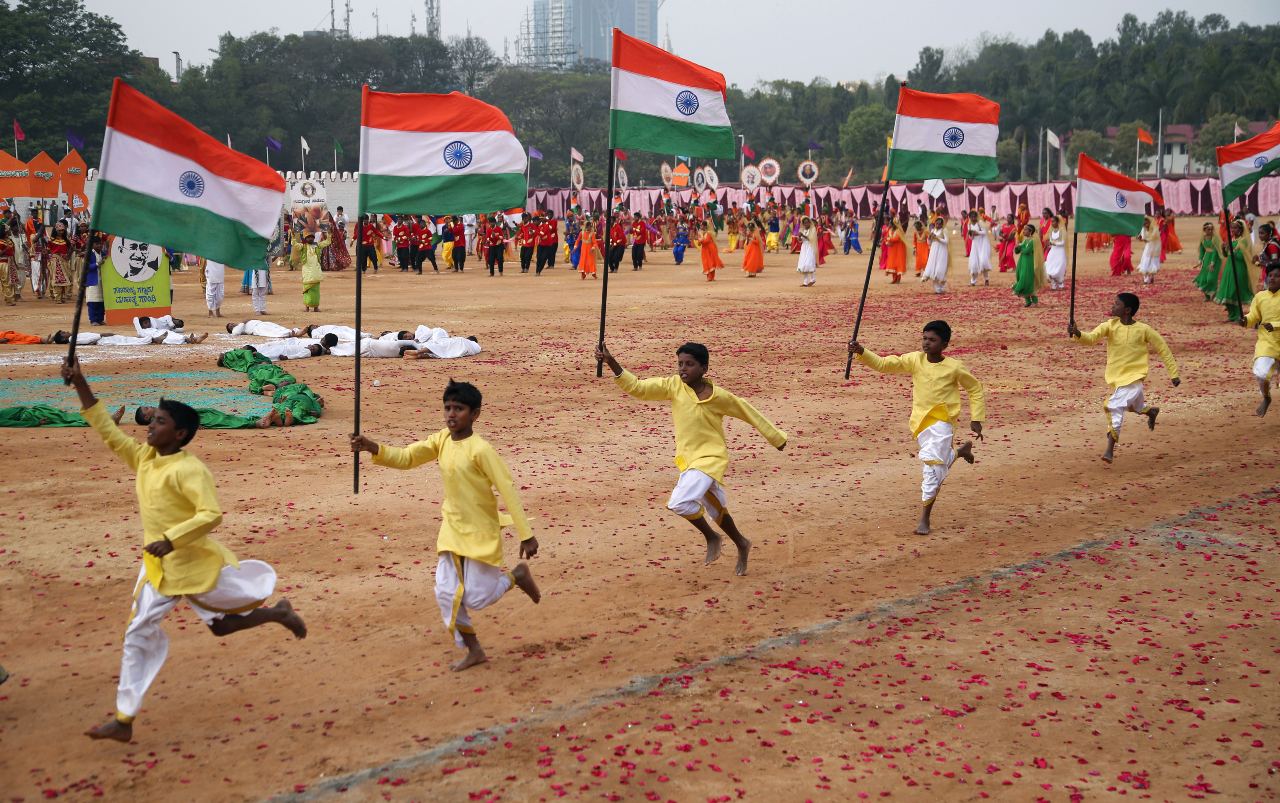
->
[884, 219, 907, 283]
[912, 220, 930, 278]
[1161, 209, 1182, 254]
[578, 224, 599, 280]
[741, 222, 764, 277]
[699, 222, 723, 282]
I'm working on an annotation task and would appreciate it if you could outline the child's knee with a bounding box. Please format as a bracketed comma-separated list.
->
[667, 498, 703, 519]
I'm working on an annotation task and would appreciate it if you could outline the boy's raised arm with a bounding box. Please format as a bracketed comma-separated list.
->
[63, 357, 146, 470]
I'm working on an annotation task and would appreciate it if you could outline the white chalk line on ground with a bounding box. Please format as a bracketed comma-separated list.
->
[262, 489, 1266, 802]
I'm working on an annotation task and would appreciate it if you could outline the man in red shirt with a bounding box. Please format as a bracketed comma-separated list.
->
[628, 212, 648, 271]
[483, 213, 507, 276]
[414, 215, 437, 272]
[517, 212, 537, 273]
[607, 216, 627, 273]
[535, 213, 558, 275]
[450, 217, 466, 271]
[393, 216, 413, 272]
[360, 217, 383, 273]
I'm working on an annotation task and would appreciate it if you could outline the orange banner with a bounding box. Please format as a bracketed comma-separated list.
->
[59, 149, 87, 197]
[27, 151, 59, 198]
[0, 150, 31, 197]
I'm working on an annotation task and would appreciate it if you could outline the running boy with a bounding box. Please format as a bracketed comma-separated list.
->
[1069, 292, 1180, 462]
[61, 357, 306, 743]
[849, 320, 985, 535]
[1245, 264, 1280, 416]
[351, 381, 540, 671]
[594, 342, 787, 576]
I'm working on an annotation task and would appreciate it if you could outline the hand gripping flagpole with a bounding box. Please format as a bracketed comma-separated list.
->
[844, 82, 904, 380]
[596, 148, 618, 377]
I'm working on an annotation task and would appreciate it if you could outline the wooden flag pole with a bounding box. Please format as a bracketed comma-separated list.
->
[595, 148, 618, 377]
[1068, 228, 1080, 330]
[353, 213, 366, 493]
[843, 180, 892, 379]
[62, 225, 97, 376]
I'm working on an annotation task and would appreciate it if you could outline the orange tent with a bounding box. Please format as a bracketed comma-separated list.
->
[59, 149, 87, 197]
[0, 150, 31, 197]
[27, 151, 59, 198]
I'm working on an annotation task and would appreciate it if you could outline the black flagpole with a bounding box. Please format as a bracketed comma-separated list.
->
[843, 180, 891, 379]
[1068, 228, 1080, 330]
[62, 226, 96, 375]
[353, 213, 365, 493]
[595, 149, 618, 377]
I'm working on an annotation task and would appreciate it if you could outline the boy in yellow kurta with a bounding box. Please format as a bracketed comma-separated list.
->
[1069, 292, 1180, 463]
[351, 380, 541, 671]
[850, 320, 985, 535]
[1245, 264, 1280, 416]
[594, 341, 787, 576]
[61, 358, 306, 743]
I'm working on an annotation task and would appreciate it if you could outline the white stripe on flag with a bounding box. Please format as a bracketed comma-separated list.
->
[894, 115, 998, 157]
[610, 68, 730, 127]
[359, 129, 526, 177]
[1077, 177, 1154, 213]
[1221, 143, 1280, 186]
[99, 128, 283, 238]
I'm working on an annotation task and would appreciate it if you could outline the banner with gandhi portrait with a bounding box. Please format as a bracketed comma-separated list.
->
[101, 235, 172, 325]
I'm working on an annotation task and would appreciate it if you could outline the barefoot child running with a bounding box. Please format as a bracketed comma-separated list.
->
[1069, 292, 1181, 463]
[594, 342, 787, 576]
[1245, 264, 1280, 416]
[351, 381, 540, 671]
[849, 321, 985, 536]
[62, 358, 306, 743]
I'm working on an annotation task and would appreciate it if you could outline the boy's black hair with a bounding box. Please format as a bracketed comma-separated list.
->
[134, 406, 149, 425]
[1117, 292, 1140, 314]
[321, 333, 339, 348]
[158, 398, 200, 446]
[443, 379, 482, 410]
[676, 341, 709, 367]
[1266, 262, 1280, 274]
[922, 320, 952, 344]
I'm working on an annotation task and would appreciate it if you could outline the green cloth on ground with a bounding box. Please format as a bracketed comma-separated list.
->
[247, 363, 296, 394]
[0, 405, 88, 427]
[220, 347, 272, 373]
[196, 409, 263, 429]
[272, 383, 322, 424]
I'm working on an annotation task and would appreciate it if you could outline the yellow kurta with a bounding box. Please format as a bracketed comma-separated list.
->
[372, 429, 532, 567]
[1245, 289, 1280, 359]
[82, 401, 236, 596]
[615, 371, 787, 483]
[1074, 319, 1180, 389]
[300, 238, 330, 285]
[856, 350, 986, 437]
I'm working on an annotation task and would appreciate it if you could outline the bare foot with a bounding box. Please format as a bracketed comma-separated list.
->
[512, 562, 541, 603]
[283, 409, 295, 426]
[734, 538, 751, 576]
[150, 334, 166, 344]
[85, 719, 132, 742]
[111, 406, 126, 425]
[273, 599, 307, 638]
[956, 440, 975, 464]
[704, 533, 723, 565]
[1145, 406, 1160, 430]
[190, 333, 208, 344]
[451, 649, 488, 672]
[914, 521, 931, 535]
[1257, 395, 1271, 417]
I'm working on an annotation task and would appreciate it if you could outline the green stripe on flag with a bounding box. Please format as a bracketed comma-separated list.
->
[1221, 161, 1280, 205]
[1075, 207, 1145, 236]
[887, 149, 998, 182]
[609, 110, 735, 160]
[94, 181, 270, 270]
[358, 172, 526, 216]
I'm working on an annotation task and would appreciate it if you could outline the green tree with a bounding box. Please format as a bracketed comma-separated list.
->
[451, 34, 499, 96]
[1066, 129, 1107, 171]
[1190, 112, 1248, 168]
[838, 104, 894, 176]
[996, 137, 1020, 180]
[1109, 120, 1153, 175]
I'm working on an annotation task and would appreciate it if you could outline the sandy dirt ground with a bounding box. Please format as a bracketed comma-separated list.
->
[0, 220, 1276, 802]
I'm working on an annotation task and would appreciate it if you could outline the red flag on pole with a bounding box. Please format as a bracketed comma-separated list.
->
[13, 119, 25, 141]
[1137, 127, 1154, 145]
[614, 149, 628, 161]
[742, 143, 756, 160]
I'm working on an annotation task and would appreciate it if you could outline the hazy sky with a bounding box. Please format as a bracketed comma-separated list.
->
[88, 0, 1275, 87]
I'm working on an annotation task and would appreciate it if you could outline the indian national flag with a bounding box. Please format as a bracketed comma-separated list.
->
[1074, 153, 1162, 235]
[609, 29, 735, 159]
[358, 87, 527, 215]
[888, 87, 1000, 182]
[95, 79, 285, 270]
[1217, 122, 1280, 205]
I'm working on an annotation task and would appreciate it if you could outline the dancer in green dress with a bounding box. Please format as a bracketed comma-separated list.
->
[1193, 222, 1223, 301]
[1215, 219, 1255, 324]
[1011, 223, 1045, 307]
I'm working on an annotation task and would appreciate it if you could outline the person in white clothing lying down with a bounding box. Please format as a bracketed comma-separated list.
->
[53, 330, 209, 346]
[225, 320, 305, 338]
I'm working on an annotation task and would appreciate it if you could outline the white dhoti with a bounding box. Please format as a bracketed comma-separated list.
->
[232, 319, 292, 338]
[310, 325, 368, 342]
[917, 421, 957, 503]
[1253, 356, 1277, 383]
[136, 328, 192, 345]
[666, 468, 728, 523]
[1104, 381, 1147, 440]
[435, 552, 512, 647]
[249, 270, 269, 314]
[75, 332, 154, 346]
[116, 560, 275, 720]
[205, 281, 224, 311]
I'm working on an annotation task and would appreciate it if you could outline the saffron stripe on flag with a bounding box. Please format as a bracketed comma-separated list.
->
[360, 89, 515, 133]
[94, 181, 270, 270]
[611, 29, 725, 91]
[896, 87, 1000, 125]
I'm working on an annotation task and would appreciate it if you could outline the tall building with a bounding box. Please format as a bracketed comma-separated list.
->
[518, 0, 659, 69]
